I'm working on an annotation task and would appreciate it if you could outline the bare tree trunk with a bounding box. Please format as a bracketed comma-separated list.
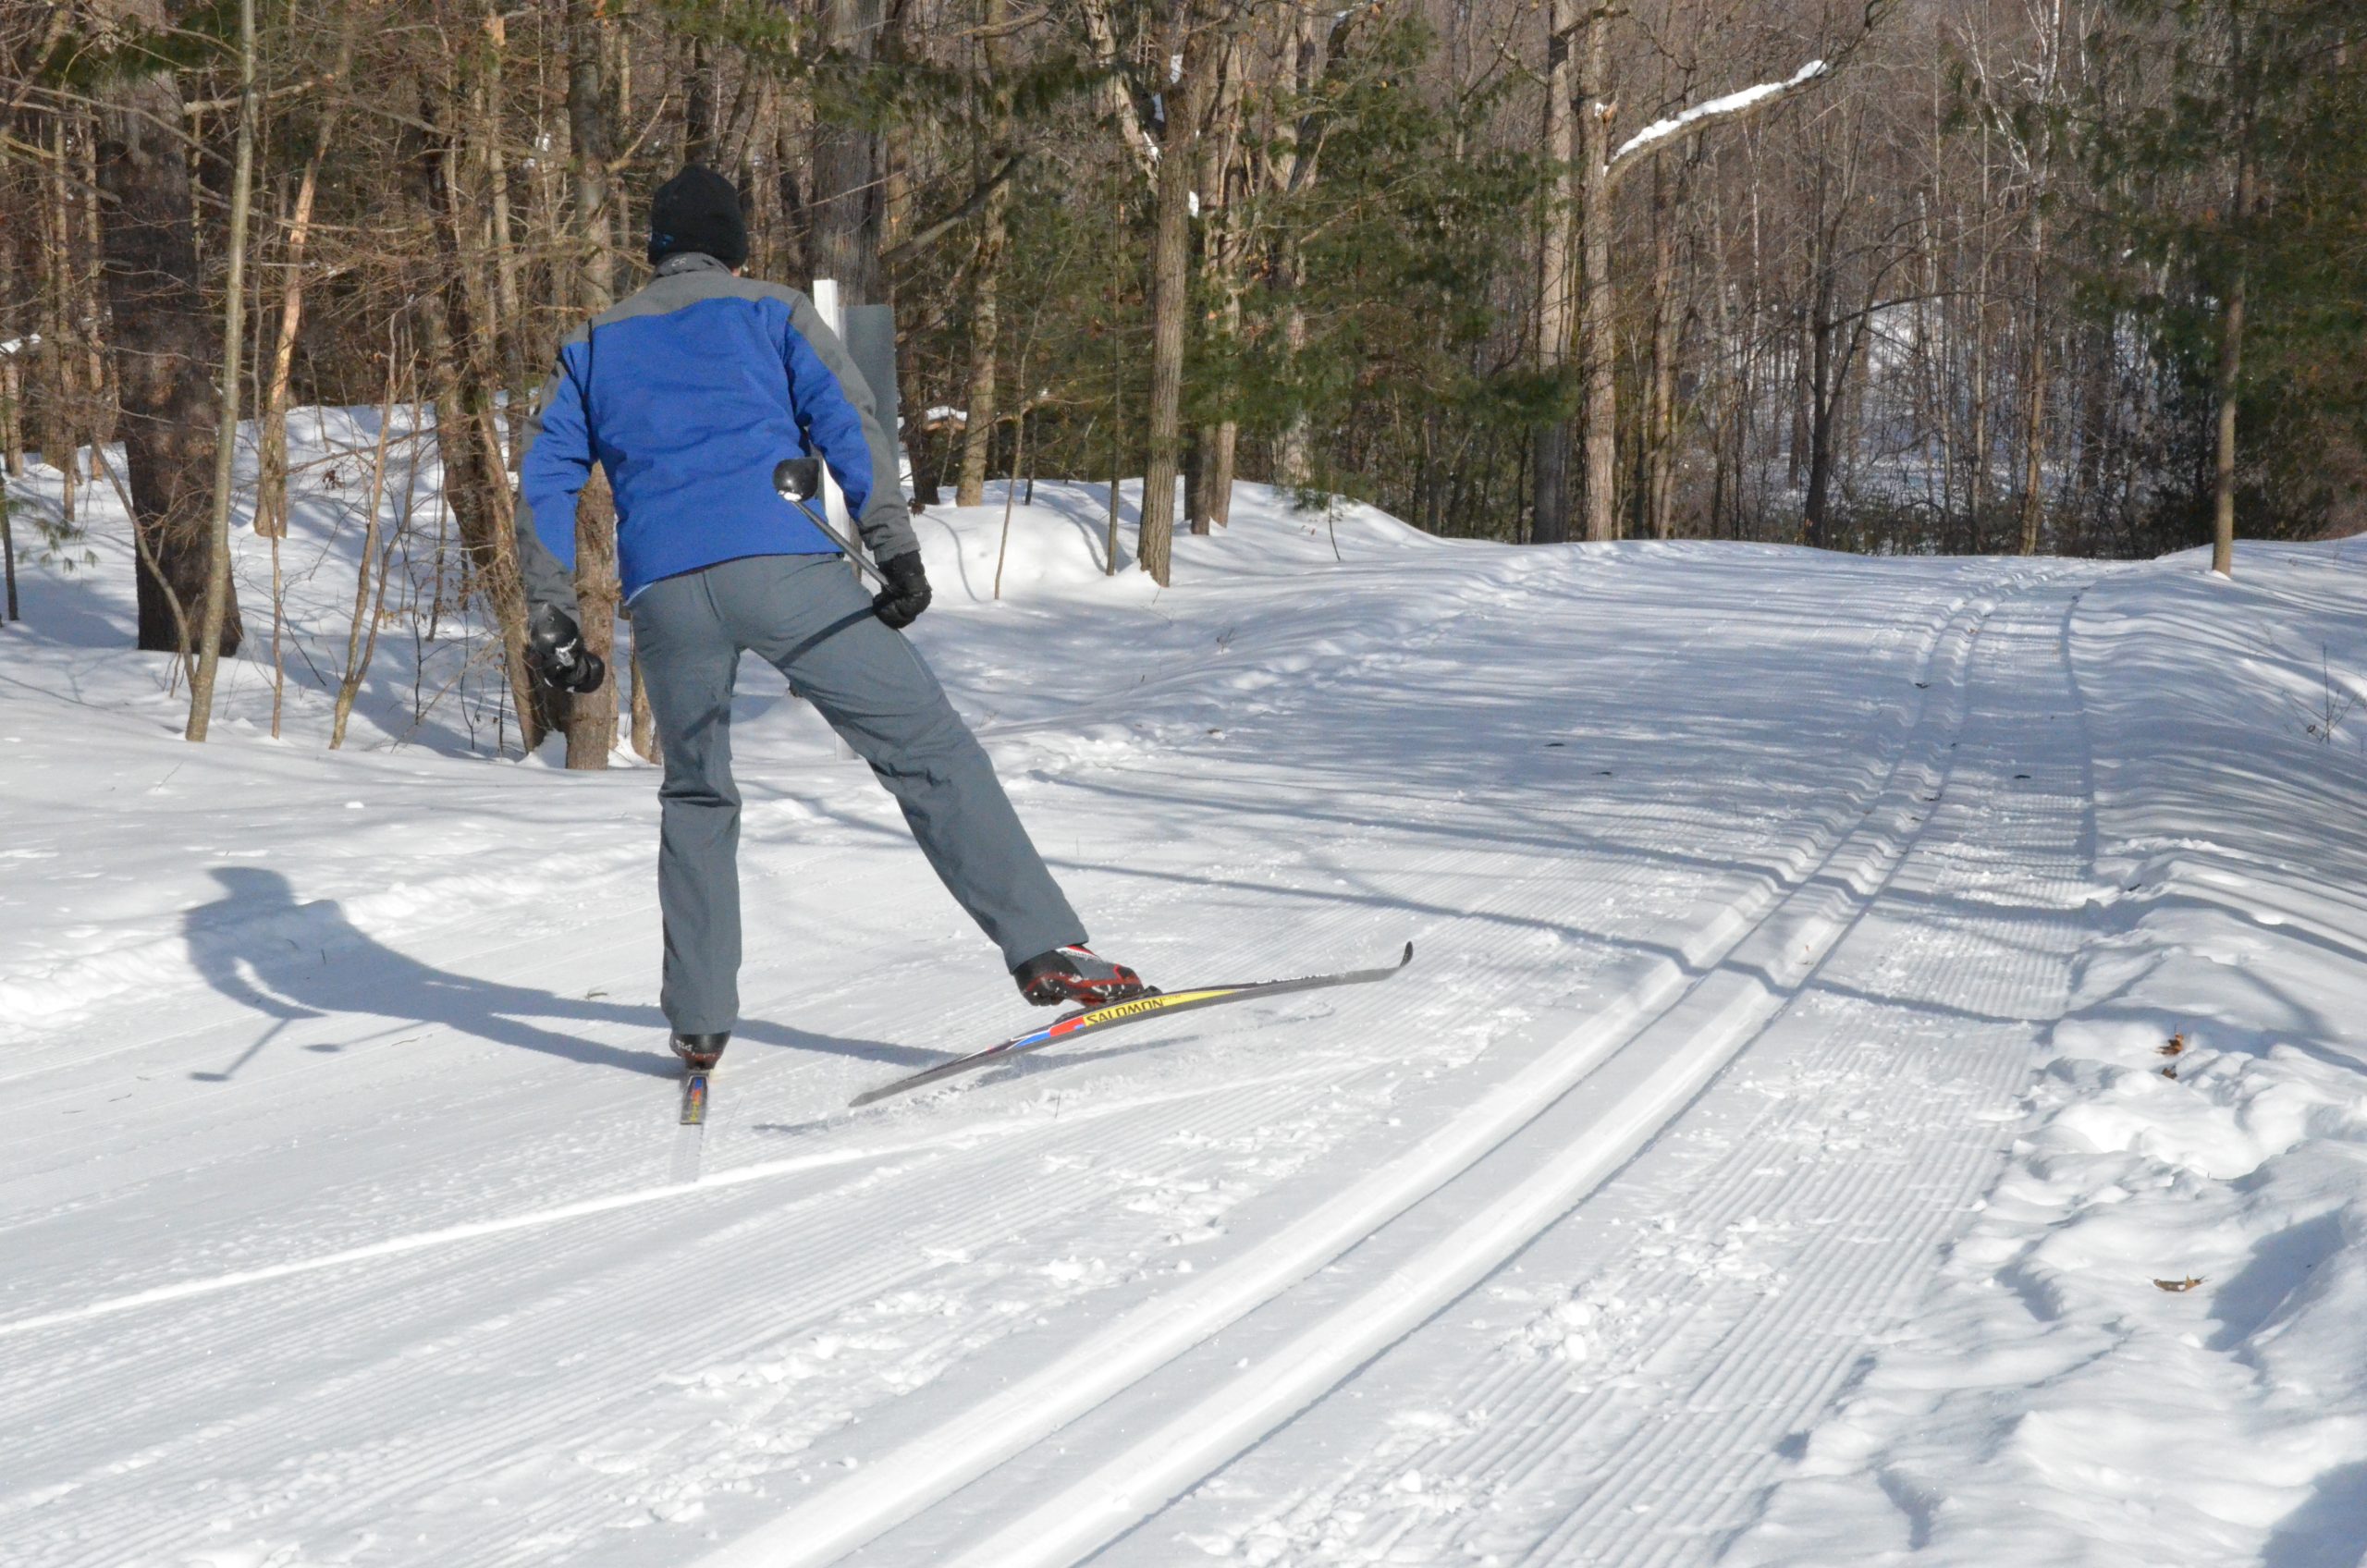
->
[955, 205, 1004, 507]
[1642, 157, 1683, 539]
[1532, 0, 1577, 545]
[569, 0, 615, 313]
[43, 111, 81, 526]
[878, 8, 927, 507]
[0, 347, 19, 480]
[683, 34, 718, 165]
[562, 0, 620, 766]
[957, 0, 1012, 508]
[255, 27, 349, 542]
[1965, 132, 1994, 550]
[186, 0, 259, 742]
[476, 5, 526, 411]
[567, 469, 620, 765]
[1574, 12, 1617, 543]
[1270, 249, 1314, 488]
[77, 110, 116, 459]
[412, 134, 541, 754]
[2211, 147, 2253, 577]
[92, 0, 243, 657]
[0, 214, 22, 478]
[1190, 35, 1245, 534]
[2015, 221, 2049, 556]
[812, 0, 886, 305]
[1138, 0, 1220, 584]
[2012, 0, 2067, 557]
[1265, 3, 1355, 492]
[332, 360, 399, 750]
[1, 469, 17, 620]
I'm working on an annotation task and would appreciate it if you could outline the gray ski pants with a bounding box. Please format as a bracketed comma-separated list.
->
[629, 553, 1085, 1035]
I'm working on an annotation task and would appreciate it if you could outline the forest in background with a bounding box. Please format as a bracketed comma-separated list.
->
[0, 0, 2361, 761]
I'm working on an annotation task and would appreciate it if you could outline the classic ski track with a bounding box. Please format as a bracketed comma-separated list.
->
[0, 726, 1841, 1552]
[0, 787, 1757, 1543]
[2, 1067, 1371, 1566]
[684, 569, 2057, 1568]
[1506, 591, 2096, 1568]
[1087, 584, 2098, 1568]
[2, 563, 2019, 1566]
[0, 783, 1707, 1323]
[0, 552, 1863, 1304]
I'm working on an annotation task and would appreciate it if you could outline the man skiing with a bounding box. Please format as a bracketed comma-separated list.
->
[509, 165, 1148, 1072]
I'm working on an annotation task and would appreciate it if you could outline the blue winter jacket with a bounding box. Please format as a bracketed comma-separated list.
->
[511, 252, 914, 615]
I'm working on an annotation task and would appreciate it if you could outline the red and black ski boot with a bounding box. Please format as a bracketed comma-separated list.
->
[1012, 946, 1153, 1009]
[671, 1031, 729, 1071]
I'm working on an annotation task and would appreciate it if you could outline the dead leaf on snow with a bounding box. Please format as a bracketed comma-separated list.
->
[2158, 1032, 2188, 1057]
[2161, 1065, 2179, 1080]
[2153, 1276, 2204, 1292]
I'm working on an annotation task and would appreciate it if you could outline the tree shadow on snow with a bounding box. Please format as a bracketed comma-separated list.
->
[2263, 1459, 2367, 1568]
[181, 866, 909, 1081]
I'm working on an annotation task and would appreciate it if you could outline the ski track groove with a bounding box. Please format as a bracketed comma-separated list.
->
[1115, 583, 2093, 1568]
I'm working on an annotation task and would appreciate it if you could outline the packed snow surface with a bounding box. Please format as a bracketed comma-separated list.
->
[5, 424, 2367, 1568]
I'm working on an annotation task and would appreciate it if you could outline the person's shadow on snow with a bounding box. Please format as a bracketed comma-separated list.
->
[182, 866, 915, 1082]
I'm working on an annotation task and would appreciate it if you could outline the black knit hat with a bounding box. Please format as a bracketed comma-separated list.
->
[648, 165, 747, 270]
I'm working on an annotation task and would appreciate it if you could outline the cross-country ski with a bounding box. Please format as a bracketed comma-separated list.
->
[848, 943, 1415, 1107]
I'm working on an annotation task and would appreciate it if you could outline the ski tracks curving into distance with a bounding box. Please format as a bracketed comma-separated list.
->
[690, 569, 2087, 1568]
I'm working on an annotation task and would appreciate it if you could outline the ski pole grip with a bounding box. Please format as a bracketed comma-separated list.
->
[773, 457, 822, 501]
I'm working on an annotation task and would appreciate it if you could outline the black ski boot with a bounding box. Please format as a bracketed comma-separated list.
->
[1012, 946, 1152, 1008]
[671, 1031, 730, 1071]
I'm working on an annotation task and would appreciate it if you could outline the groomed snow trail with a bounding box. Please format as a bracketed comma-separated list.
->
[1071, 582, 2101, 1566]
[3, 472, 2209, 1568]
[719, 577, 2070, 1568]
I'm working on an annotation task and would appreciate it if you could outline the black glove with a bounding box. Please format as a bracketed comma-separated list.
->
[525, 604, 607, 696]
[872, 552, 931, 631]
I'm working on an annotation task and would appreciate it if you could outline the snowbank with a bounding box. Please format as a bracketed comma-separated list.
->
[1733, 542, 2367, 1566]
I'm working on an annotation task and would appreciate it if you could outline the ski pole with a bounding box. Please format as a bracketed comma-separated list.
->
[772, 458, 887, 589]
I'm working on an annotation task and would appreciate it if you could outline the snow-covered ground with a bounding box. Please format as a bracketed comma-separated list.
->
[4, 426, 2366, 1568]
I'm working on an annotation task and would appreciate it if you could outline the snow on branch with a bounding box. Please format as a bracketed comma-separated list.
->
[1611, 58, 1829, 171]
